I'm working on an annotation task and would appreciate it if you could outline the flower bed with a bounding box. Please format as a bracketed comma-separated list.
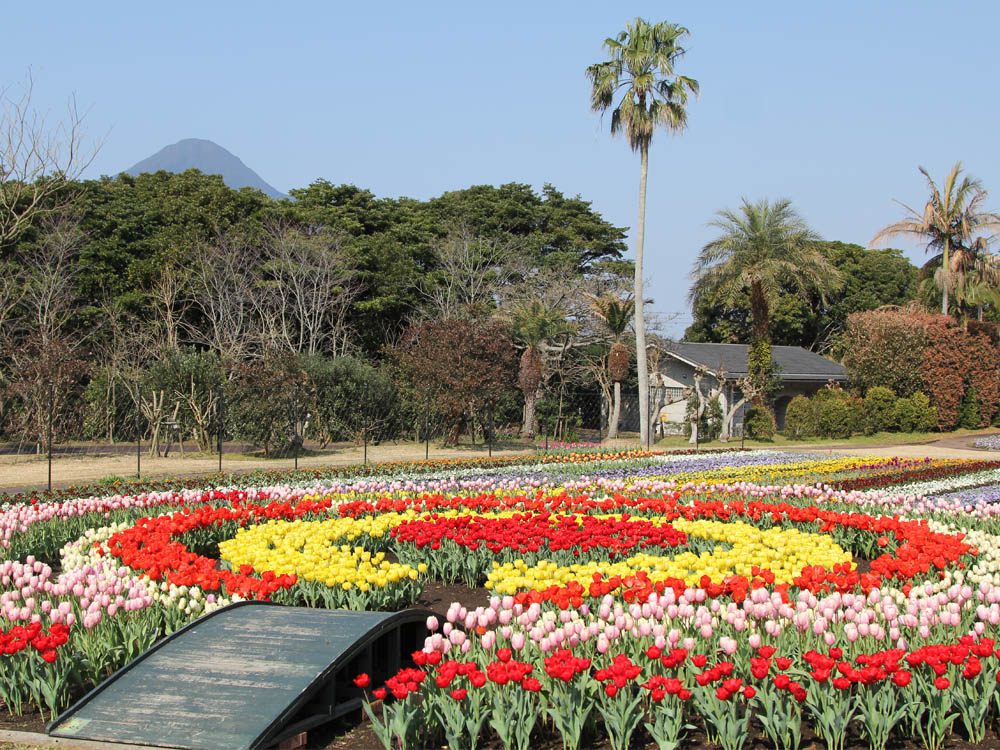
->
[2, 450, 1000, 748]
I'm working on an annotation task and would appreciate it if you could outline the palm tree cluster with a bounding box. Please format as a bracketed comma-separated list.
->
[872, 162, 1000, 320]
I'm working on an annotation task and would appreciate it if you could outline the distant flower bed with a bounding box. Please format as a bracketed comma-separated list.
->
[973, 434, 1000, 450]
[5, 447, 1000, 750]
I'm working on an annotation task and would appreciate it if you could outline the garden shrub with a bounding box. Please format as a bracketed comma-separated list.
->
[844, 308, 1000, 431]
[745, 405, 775, 440]
[892, 396, 917, 433]
[393, 318, 518, 444]
[226, 354, 306, 456]
[850, 397, 866, 435]
[919, 322, 1000, 430]
[814, 388, 856, 439]
[684, 394, 723, 441]
[705, 397, 723, 440]
[783, 395, 817, 439]
[910, 391, 938, 433]
[863, 386, 897, 435]
[957, 387, 982, 430]
[304, 355, 400, 445]
[843, 309, 930, 397]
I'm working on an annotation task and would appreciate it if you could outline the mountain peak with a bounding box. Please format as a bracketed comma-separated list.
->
[125, 138, 285, 199]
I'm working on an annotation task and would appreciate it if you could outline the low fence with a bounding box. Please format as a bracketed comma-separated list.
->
[2, 385, 688, 490]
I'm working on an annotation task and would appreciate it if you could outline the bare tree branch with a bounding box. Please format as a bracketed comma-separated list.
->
[185, 234, 263, 366]
[0, 70, 103, 247]
[256, 223, 362, 356]
[18, 214, 85, 349]
[422, 225, 520, 318]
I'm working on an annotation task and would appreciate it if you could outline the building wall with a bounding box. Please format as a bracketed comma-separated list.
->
[654, 359, 733, 435]
[655, 355, 841, 435]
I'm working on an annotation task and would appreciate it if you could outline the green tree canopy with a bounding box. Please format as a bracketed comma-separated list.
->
[689, 198, 839, 344]
[685, 241, 918, 352]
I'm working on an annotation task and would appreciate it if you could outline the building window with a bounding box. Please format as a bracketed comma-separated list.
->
[664, 387, 685, 402]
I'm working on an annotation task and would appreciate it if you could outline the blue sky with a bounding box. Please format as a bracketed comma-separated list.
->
[5, 1, 998, 338]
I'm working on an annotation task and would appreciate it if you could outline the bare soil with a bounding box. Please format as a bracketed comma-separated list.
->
[0, 712, 46, 735]
[314, 706, 1000, 749]
[0, 441, 533, 495]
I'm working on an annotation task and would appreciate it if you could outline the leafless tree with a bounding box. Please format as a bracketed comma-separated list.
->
[186, 234, 262, 367]
[687, 366, 720, 445]
[148, 263, 191, 351]
[0, 263, 24, 335]
[422, 226, 521, 318]
[257, 224, 361, 356]
[19, 215, 85, 349]
[0, 262, 26, 370]
[0, 70, 102, 247]
[88, 297, 154, 442]
[6, 332, 88, 452]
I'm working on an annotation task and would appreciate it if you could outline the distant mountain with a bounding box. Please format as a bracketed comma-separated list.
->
[125, 138, 286, 199]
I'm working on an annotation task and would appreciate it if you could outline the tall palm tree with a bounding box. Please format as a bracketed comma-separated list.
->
[509, 299, 571, 438]
[587, 18, 698, 446]
[951, 238, 1000, 321]
[872, 162, 1000, 316]
[589, 294, 634, 439]
[689, 199, 840, 407]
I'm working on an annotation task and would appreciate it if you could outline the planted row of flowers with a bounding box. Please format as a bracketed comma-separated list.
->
[2, 448, 1000, 741]
[361, 630, 1000, 750]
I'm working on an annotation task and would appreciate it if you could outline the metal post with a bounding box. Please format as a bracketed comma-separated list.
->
[47, 383, 54, 492]
[109, 379, 114, 445]
[217, 384, 224, 474]
[363, 384, 369, 465]
[488, 399, 494, 458]
[136, 383, 142, 479]
[544, 418, 548, 451]
[293, 384, 299, 471]
[424, 392, 430, 460]
[646, 387, 652, 450]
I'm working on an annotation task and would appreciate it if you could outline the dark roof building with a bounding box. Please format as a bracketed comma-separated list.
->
[650, 342, 848, 436]
[662, 342, 847, 383]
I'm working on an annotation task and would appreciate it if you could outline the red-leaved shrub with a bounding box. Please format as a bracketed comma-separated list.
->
[844, 308, 1000, 431]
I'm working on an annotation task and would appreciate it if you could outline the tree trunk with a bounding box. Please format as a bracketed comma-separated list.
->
[521, 389, 537, 439]
[608, 381, 622, 439]
[635, 145, 650, 445]
[942, 237, 950, 316]
[749, 280, 770, 342]
[649, 385, 665, 440]
[719, 397, 747, 441]
[688, 400, 703, 445]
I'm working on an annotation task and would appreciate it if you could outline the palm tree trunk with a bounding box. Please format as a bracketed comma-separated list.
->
[749, 280, 770, 342]
[521, 391, 537, 439]
[635, 144, 650, 445]
[942, 237, 950, 316]
[608, 381, 622, 439]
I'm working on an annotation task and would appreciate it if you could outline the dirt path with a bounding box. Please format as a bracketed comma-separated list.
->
[0, 442, 533, 494]
[5, 433, 1000, 495]
[797, 433, 999, 459]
